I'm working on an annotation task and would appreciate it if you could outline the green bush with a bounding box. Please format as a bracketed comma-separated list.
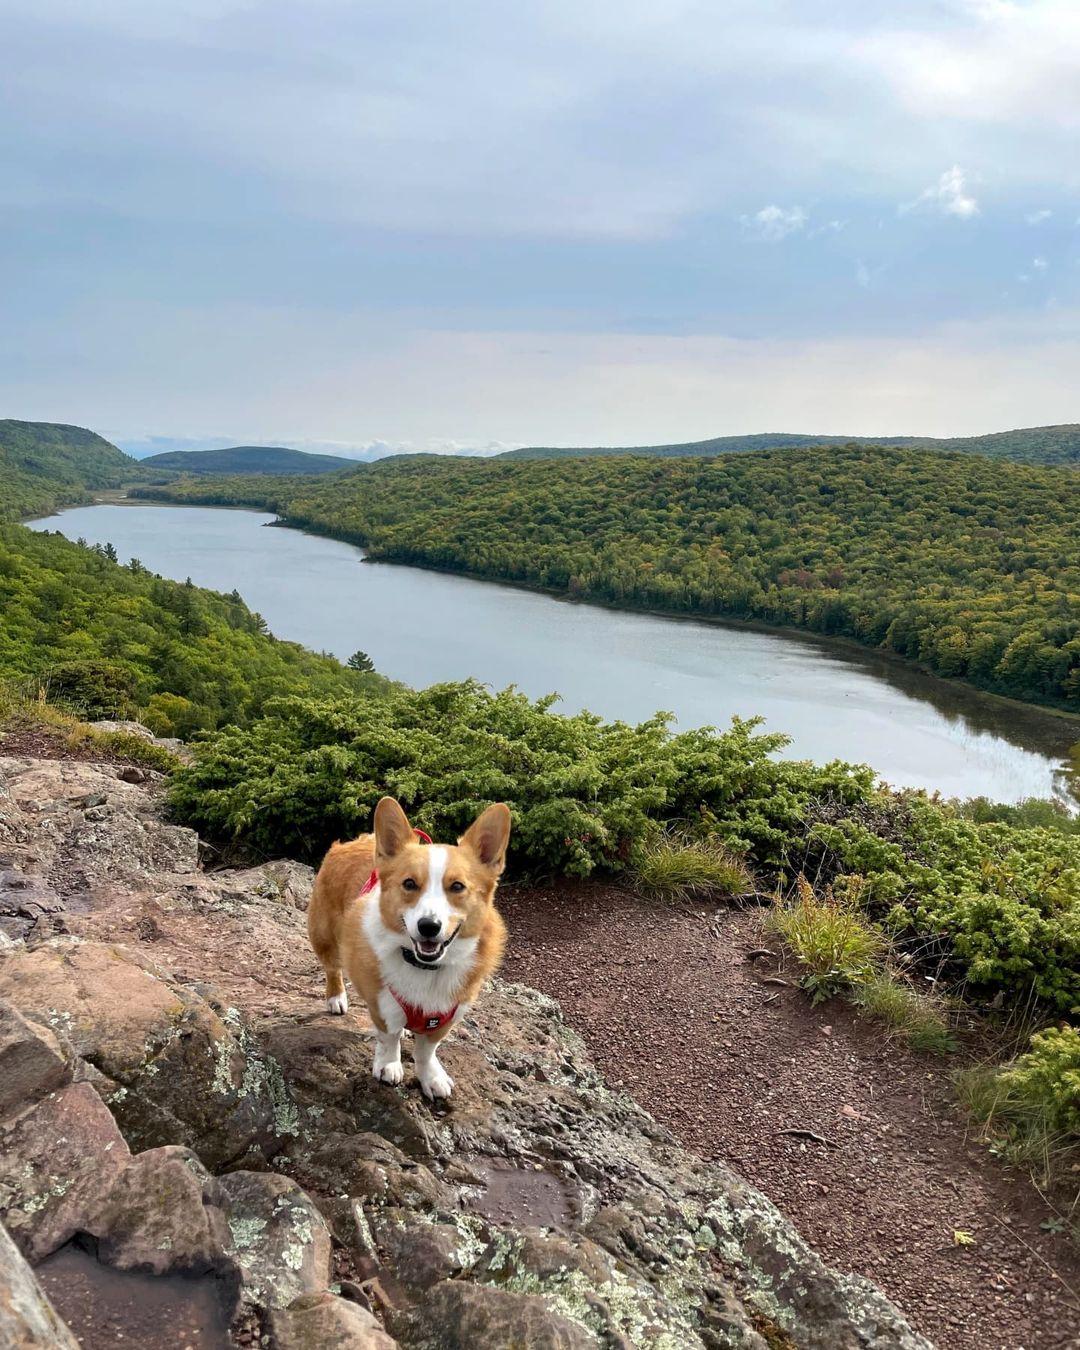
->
[996, 1026, 1080, 1137]
[169, 681, 1080, 1016]
[37, 658, 137, 719]
[958, 1026, 1080, 1195]
[168, 681, 863, 874]
[798, 797, 1080, 1014]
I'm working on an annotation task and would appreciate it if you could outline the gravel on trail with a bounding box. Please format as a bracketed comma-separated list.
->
[500, 881, 1080, 1350]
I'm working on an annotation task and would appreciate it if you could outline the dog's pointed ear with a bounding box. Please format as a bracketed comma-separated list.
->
[374, 797, 413, 860]
[459, 803, 511, 873]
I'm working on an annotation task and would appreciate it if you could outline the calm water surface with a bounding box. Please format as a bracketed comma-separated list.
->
[30, 503, 1079, 806]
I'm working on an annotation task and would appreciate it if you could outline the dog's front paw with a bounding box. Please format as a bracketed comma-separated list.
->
[326, 992, 348, 1015]
[373, 1060, 404, 1086]
[419, 1063, 454, 1100]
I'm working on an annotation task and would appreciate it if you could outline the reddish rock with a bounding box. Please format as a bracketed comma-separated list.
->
[0, 1083, 130, 1262]
[0, 1000, 71, 1120]
[0, 1220, 80, 1350]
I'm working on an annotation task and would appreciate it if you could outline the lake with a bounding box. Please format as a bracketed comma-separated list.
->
[29, 502, 1079, 806]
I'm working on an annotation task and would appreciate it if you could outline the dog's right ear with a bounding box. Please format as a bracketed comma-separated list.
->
[374, 797, 413, 860]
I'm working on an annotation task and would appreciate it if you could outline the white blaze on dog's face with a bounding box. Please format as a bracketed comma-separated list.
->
[373, 797, 511, 968]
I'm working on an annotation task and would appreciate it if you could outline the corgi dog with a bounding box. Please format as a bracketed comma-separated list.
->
[307, 796, 511, 1099]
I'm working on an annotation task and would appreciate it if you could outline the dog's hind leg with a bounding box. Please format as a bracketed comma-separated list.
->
[323, 969, 348, 1015]
[307, 878, 349, 1014]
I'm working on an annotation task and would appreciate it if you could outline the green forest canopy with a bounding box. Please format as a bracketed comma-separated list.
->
[137, 444, 1080, 710]
[499, 423, 1080, 466]
[0, 420, 138, 521]
[0, 524, 388, 736]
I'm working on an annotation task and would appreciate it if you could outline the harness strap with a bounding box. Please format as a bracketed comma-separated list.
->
[389, 987, 459, 1035]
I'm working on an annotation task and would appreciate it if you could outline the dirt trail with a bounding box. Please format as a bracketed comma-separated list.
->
[499, 881, 1080, 1350]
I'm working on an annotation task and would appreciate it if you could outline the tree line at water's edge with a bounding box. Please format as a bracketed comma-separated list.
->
[137, 443, 1080, 711]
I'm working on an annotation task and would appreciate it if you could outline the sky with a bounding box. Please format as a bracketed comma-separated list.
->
[3, 0, 1080, 458]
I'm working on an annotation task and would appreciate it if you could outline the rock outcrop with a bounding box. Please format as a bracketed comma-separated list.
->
[0, 748, 933, 1348]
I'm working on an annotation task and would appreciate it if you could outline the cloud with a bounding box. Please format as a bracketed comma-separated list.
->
[13, 294, 1080, 450]
[1025, 209, 1052, 224]
[902, 166, 980, 218]
[741, 205, 808, 241]
[1033, 256, 1049, 270]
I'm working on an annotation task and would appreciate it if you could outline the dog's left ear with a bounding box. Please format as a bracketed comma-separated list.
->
[459, 803, 511, 873]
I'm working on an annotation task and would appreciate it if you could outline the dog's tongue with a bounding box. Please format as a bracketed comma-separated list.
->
[417, 939, 442, 957]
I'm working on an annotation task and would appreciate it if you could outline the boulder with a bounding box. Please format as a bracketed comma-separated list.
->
[92, 1145, 232, 1278]
[0, 938, 301, 1169]
[0, 1083, 130, 1262]
[269, 1290, 396, 1349]
[219, 1171, 332, 1310]
[0, 1220, 80, 1350]
[369, 1209, 476, 1292]
[0, 999, 71, 1118]
[267, 1291, 398, 1349]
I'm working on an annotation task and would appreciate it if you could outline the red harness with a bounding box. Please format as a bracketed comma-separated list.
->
[360, 827, 457, 1035]
[389, 991, 458, 1035]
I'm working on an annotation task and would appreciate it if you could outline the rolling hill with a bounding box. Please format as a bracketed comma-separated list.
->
[140, 446, 363, 476]
[499, 424, 1080, 467]
[0, 420, 136, 520]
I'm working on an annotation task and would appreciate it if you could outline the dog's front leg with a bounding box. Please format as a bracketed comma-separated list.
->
[413, 1032, 454, 1100]
[372, 991, 406, 1085]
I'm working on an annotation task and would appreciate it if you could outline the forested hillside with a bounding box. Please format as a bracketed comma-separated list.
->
[0, 420, 137, 520]
[136, 445, 1080, 709]
[140, 445, 363, 475]
[501, 423, 1080, 466]
[0, 525, 387, 735]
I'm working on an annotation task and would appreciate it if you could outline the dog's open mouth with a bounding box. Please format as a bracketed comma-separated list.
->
[404, 926, 461, 967]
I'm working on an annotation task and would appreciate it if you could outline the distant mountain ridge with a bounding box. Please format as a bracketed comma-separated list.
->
[141, 445, 363, 476]
[498, 424, 1080, 467]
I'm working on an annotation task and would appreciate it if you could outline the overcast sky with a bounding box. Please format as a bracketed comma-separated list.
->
[3, 0, 1080, 457]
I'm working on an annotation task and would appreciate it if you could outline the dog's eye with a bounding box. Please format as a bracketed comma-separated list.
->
[448, 880, 466, 893]
[402, 878, 418, 891]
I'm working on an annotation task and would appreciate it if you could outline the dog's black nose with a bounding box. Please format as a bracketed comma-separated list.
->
[417, 916, 442, 939]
